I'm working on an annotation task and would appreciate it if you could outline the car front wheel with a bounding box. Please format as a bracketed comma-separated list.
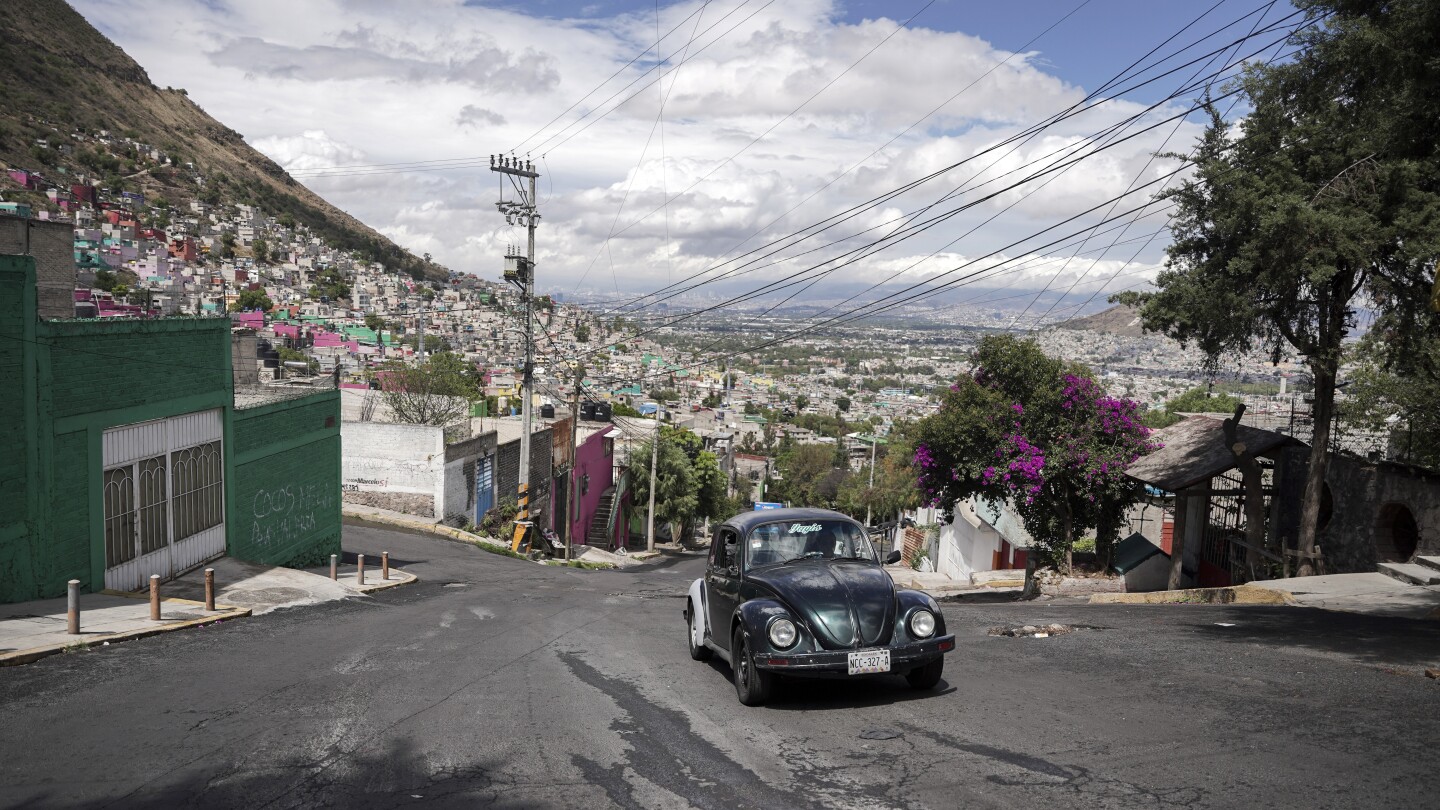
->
[687, 601, 712, 661]
[732, 628, 775, 706]
[905, 658, 944, 690]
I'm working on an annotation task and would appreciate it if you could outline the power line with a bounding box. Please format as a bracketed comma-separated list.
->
[1004, 0, 1282, 331]
[595, 3, 1306, 317]
[531, 0, 778, 156]
[509, 0, 720, 157]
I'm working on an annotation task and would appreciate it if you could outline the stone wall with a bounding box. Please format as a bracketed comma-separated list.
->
[1320, 453, 1440, 571]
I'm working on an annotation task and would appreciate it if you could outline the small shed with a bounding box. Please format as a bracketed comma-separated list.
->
[1112, 532, 1169, 592]
[1125, 416, 1304, 588]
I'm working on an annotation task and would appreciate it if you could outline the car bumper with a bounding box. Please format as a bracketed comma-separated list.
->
[753, 635, 955, 673]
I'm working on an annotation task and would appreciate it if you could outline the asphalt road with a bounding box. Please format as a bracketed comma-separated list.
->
[2, 520, 1438, 809]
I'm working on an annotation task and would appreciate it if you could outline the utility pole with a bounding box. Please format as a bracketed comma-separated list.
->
[647, 418, 659, 552]
[564, 363, 584, 561]
[865, 434, 878, 527]
[492, 155, 541, 552]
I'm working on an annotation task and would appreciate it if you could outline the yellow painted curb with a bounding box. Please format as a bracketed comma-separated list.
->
[1089, 584, 1293, 606]
[0, 605, 251, 667]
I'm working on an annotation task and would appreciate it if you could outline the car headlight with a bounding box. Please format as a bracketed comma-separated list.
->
[768, 617, 798, 649]
[909, 609, 936, 639]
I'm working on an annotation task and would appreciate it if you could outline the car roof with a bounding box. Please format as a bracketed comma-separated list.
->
[721, 507, 862, 534]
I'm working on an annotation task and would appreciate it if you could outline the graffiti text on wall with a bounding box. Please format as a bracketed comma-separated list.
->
[250, 483, 336, 547]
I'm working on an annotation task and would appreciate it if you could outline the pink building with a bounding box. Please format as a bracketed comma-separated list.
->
[232, 310, 265, 329]
[566, 427, 617, 547]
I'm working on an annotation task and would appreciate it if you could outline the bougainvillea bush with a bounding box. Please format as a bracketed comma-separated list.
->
[910, 336, 1162, 574]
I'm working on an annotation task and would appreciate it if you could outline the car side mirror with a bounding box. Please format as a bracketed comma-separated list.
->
[886, 550, 902, 565]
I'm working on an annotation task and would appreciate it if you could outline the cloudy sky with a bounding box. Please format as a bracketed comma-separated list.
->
[72, 0, 1294, 319]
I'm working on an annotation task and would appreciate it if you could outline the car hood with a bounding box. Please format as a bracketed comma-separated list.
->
[748, 561, 896, 649]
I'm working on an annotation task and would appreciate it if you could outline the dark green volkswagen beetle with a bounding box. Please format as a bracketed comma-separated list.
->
[685, 507, 955, 706]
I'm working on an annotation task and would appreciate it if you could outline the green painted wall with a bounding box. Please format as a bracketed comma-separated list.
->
[0, 258, 39, 601]
[228, 392, 343, 568]
[0, 256, 342, 603]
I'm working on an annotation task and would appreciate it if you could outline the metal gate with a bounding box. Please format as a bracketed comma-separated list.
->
[102, 410, 226, 591]
[474, 454, 494, 523]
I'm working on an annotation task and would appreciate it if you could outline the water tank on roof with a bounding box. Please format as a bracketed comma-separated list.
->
[595, 401, 612, 422]
[540, 403, 555, 418]
[581, 401, 598, 421]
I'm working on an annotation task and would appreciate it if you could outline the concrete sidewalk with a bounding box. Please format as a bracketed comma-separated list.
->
[0, 556, 416, 666]
[1250, 572, 1440, 619]
[885, 566, 1023, 598]
[1092, 573, 1440, 620]
[0, 591, 248, 667]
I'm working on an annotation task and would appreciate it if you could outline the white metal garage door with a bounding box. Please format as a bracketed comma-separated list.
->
[102, 409, 226, 591]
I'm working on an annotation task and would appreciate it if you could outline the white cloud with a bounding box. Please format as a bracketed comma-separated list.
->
[73, 0, 1188, 307]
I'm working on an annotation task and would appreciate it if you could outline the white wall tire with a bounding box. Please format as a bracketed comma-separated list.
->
[687, 600, 712, 661]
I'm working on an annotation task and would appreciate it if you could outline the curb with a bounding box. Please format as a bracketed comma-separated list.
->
[0, 596, 251, 667]
[344, 507, 513, 551]
[343, 508, 597, 567]
[1089, 584, 1294, 606]
[352, 570, 419, 593]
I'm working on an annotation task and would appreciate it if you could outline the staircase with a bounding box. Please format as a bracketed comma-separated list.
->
[1378, 555, 1440, 586]
[584, 486, 619, 549]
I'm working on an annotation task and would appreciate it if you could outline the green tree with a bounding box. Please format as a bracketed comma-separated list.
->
[629, 433, 697, 544]
[610, 400, 642, 418]
[1117, 1, 1440, 571]
[277, 346, 319, 374]
[574, 322, 591, 343]
[228, 288, 273, 312]
[375, 352, 479, 425]
[1142, 385, 1246, 429]
[836, 396, 851, 413]
[795, 394, 810, 412]
[693, 450, 731, 529]
[403, 334, 447, 354]
[309, 267, 351, 301]
[836, 445, 920, 527]
[911, 336, 1158, 588]
[251, 237, 268, 264]
[1344, 336, 1440, 469]
[364, 313, 385, 333]
[771, 443, 839, 508]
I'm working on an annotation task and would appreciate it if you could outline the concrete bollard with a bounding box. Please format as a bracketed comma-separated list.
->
[382, 551, 390, 580]
[204, 568, 215, 611]
[149, 574, 161, 621]
[357, 553, 366, 586]
[330, 554, 338, 581]
[67, 579, 80, 635]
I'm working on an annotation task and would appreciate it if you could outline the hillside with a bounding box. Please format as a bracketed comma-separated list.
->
[1054, 304, 1147, 337]
[0, 0, 443, 282]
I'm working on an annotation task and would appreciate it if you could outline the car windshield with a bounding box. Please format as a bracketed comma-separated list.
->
[744, 519, 877, 568]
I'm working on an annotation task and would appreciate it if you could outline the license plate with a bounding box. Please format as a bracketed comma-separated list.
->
[847, 649, 890, 675]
